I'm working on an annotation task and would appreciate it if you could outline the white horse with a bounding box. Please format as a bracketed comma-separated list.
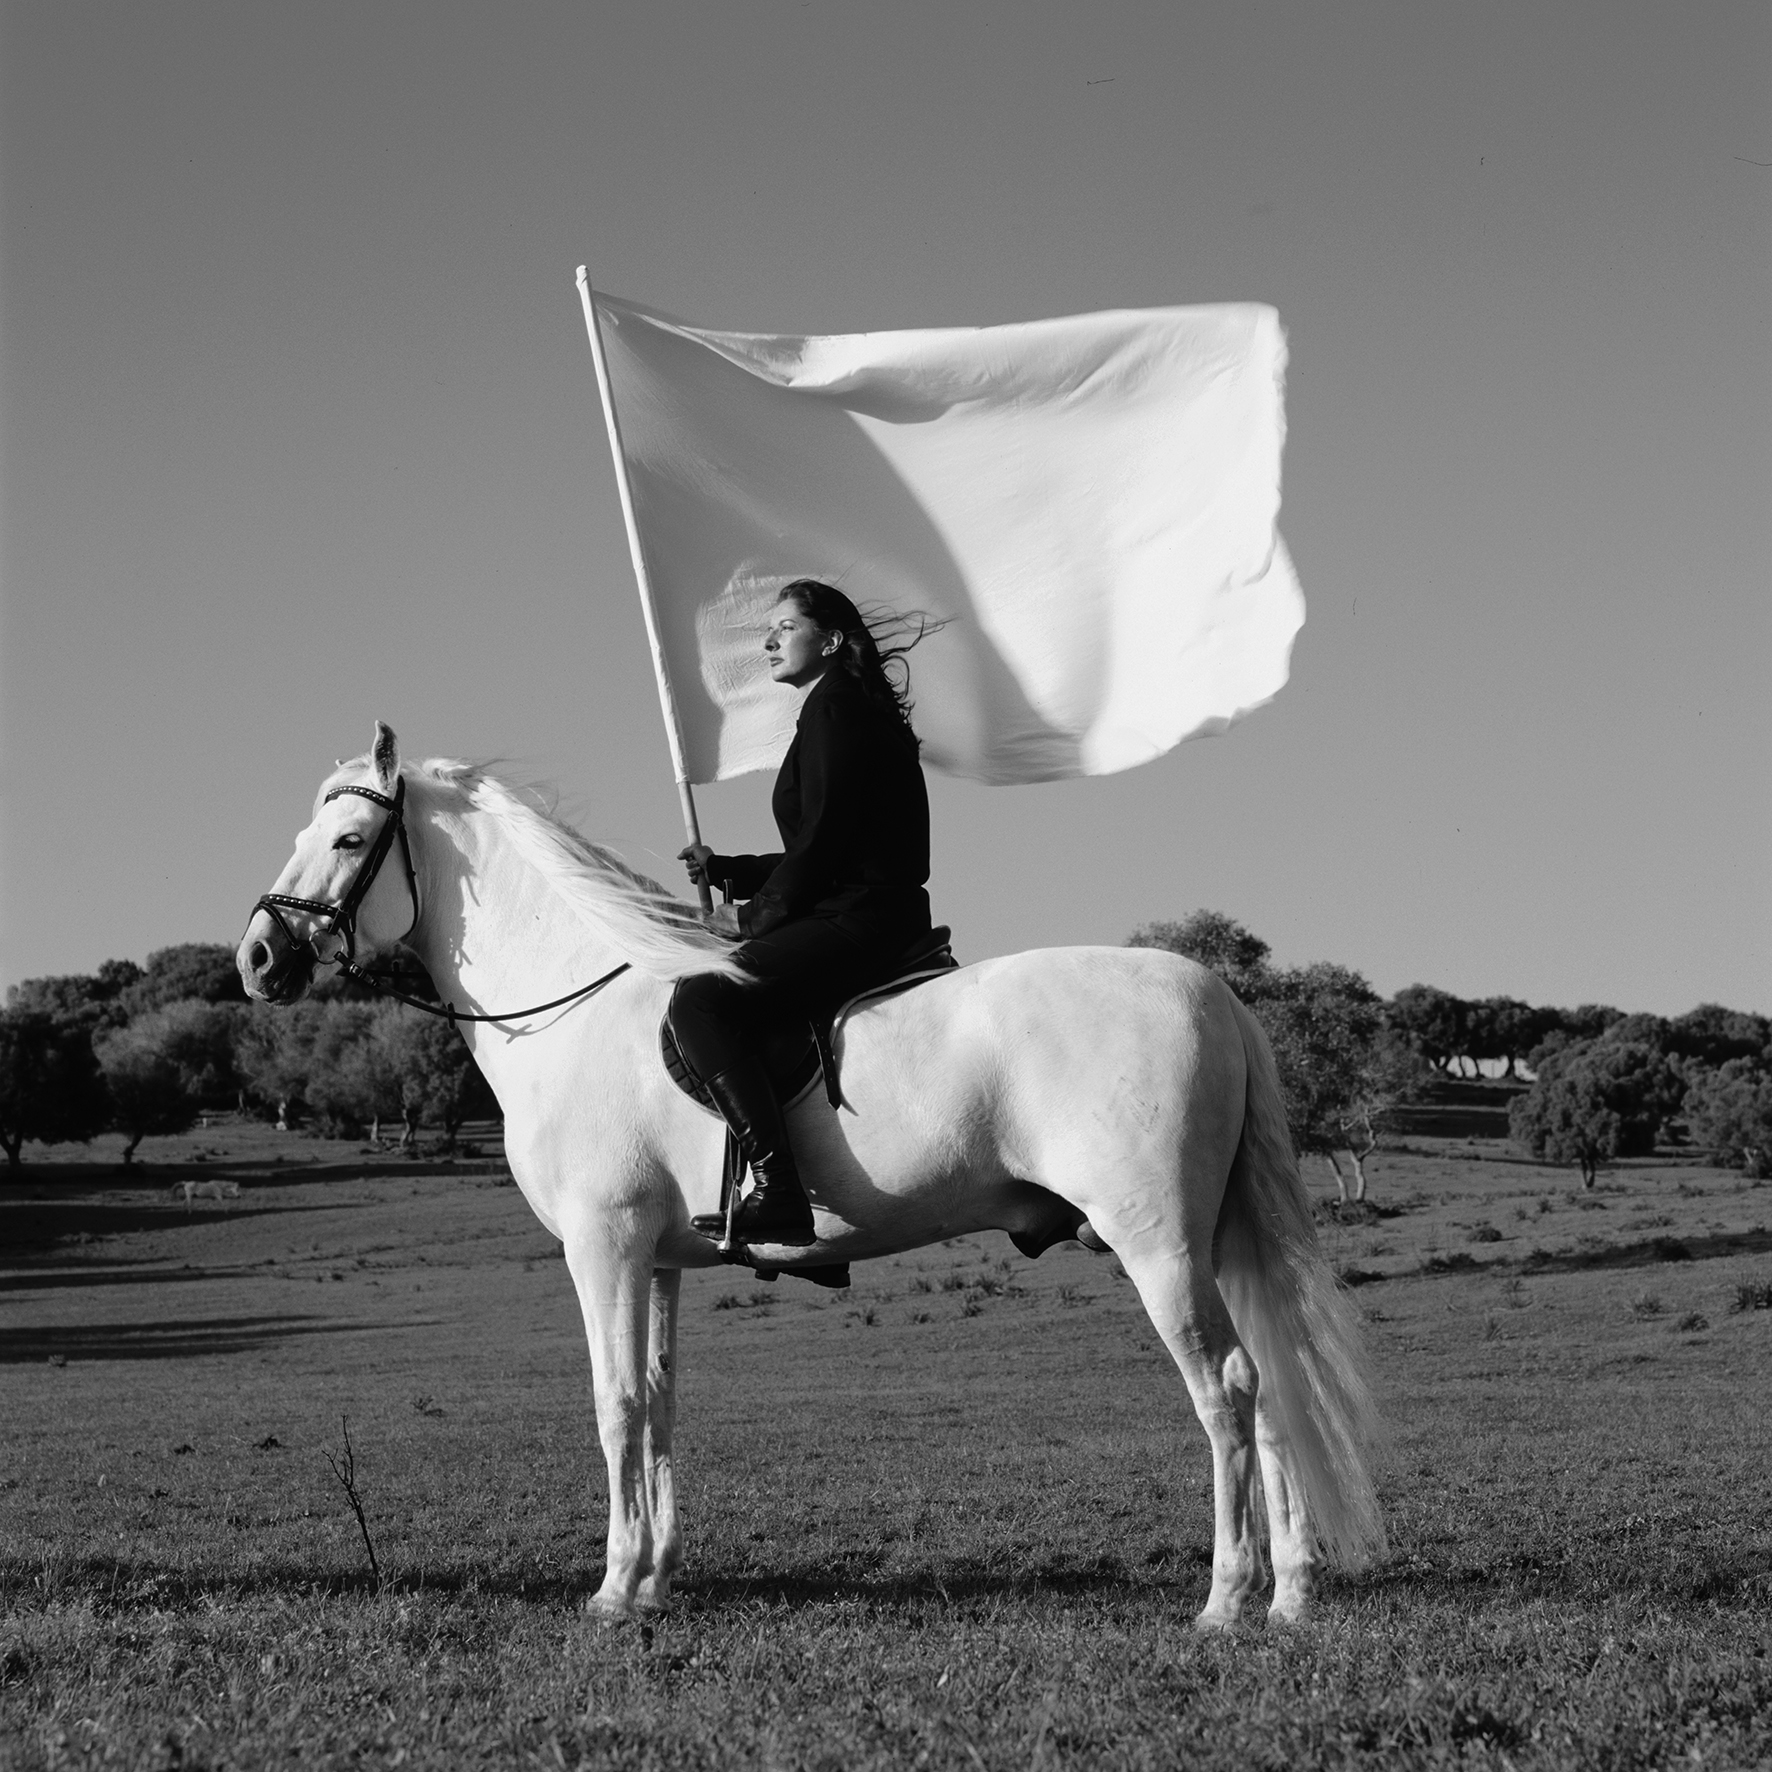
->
[237, 724, 1384, 1629]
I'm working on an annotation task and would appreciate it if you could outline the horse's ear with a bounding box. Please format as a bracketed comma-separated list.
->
[371, 721, 400, 792]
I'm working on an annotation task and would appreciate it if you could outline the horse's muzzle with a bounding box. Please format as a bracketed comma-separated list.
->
[238, 925, 317, 1005]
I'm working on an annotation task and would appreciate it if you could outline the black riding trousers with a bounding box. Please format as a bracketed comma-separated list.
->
[668, 914, 907, 1083]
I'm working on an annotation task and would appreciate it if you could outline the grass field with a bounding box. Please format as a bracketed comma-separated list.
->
[3, 1115, 1770, 1769]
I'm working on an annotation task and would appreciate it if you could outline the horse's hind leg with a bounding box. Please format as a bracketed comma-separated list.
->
[1254, 1395, 1318, 1622]
[634, 1267, 684, 1611]
[1117, 1243, 1266, 1630]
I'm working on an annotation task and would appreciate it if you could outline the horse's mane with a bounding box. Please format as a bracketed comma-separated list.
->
[323, 754, 744, 982]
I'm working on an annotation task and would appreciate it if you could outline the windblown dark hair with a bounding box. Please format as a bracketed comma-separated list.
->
[777, 579, 942, 754]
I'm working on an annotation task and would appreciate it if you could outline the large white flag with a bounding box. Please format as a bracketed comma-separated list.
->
[584, 286, 1305, 786]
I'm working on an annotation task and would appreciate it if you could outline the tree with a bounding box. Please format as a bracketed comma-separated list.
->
[296, 1004, 384, 1136]
[0, 1009, 108, 1170]
[1127, 916, 1426, 1200]
[1559, 1003, 1624, 1043]
[5, 962, 142, 1035]
[1601, 1012, 1674, 1052]
[1386, 985, 1468, 1073]
[1508, 1039, 1680, 1187]
[373, 1012, 495, 1150]
[1683, 1059, 1772, 1177]
[235, 1004, 325, 1129]
[1252, 964, 1426, 1202]
[1128, 912, 1272, 997]
[1464, 996, 1548, 1078]
[129, 1000, 249, 1107]
[94, 1022, 200, 1163]
[1667, 1005, 1770, 1072]
[121, 943, 247, 1016]
[235, 1000, 395, 1134]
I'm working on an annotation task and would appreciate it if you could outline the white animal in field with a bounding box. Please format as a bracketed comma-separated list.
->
[237, 723, 1384, 1630]
[174, 1179, 240, 1212]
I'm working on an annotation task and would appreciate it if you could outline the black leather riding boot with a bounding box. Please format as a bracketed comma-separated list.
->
[704, 1065, 817, 1247]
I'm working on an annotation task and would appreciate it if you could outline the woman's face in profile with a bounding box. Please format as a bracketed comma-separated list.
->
[764, 601, 835, 688]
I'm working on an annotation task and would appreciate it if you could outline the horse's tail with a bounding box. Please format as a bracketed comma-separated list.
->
[1214, 994, 1386, 1570]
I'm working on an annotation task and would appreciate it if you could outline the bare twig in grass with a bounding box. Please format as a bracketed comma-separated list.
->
[323, 1414, 382, 1590]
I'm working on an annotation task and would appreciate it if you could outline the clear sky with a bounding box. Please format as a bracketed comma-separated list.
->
[3, 1, 1767, 1014]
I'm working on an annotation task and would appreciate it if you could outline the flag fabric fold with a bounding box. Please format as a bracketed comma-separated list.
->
[588, 290, 1305, 786]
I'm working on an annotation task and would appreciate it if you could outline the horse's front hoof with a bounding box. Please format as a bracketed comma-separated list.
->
[1192, 1603, 1248, 1634]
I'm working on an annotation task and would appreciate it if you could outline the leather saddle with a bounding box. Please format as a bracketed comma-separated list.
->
[659, 924, 958, 1119]
[659, 925, 959, 1289]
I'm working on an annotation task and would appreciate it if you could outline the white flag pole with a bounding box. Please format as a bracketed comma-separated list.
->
[575, 268, 714, 915]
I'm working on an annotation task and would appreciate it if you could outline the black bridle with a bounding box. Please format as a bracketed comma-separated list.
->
[255, 778, 421, 972]
[250, 775, 630, 1025]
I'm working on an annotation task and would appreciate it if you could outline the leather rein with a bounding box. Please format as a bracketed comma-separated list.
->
[252, 776, 630, 1026]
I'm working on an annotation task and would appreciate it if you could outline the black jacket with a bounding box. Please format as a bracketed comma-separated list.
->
[709, 669, 932, 941]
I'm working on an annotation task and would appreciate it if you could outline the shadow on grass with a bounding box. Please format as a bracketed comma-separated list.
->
[2, 1157, 509, 1194]
[0, 1549, 1188, 1613]
[1348, 1225, 1772, 1288]
[0, 1265, 271, 1293]
[675, 1554, 1200, 1610]
[0, 1313, 446, 1363]
[1355, 1548, 1772, 1611]
[8, 1540, 1766, 1618]
[0, 1197, 368, 1263]
[0, 1550, 611, 1611]
[1512, 1225, 1772, 1273]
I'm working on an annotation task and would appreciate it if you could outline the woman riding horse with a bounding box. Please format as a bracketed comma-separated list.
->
[669, 579, 933, 1247]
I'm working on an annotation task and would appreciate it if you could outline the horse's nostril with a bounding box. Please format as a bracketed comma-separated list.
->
[248, 940, 271, 972]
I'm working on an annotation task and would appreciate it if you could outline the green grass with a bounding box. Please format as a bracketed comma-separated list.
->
[3, 1121, 1770, 1768]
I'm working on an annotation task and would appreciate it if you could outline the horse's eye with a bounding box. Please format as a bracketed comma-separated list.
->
[335, 834, 364, 851]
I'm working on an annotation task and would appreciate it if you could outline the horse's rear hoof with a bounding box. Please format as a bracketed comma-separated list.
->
[585, 1591, 650, 1628]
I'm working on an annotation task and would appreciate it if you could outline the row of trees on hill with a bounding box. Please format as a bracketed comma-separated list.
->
[10, 927, 1768, 1190]
[1128, 912, 1772, 1191]
[1393, 982, 1772, 1186]
[0, 943, 495, 1169]
[1388, 984, 1770, 1084]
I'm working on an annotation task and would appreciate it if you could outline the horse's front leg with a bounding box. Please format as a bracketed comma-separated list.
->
[634, 1267, 683, 1611]
[563, 1224, 660, 1618]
